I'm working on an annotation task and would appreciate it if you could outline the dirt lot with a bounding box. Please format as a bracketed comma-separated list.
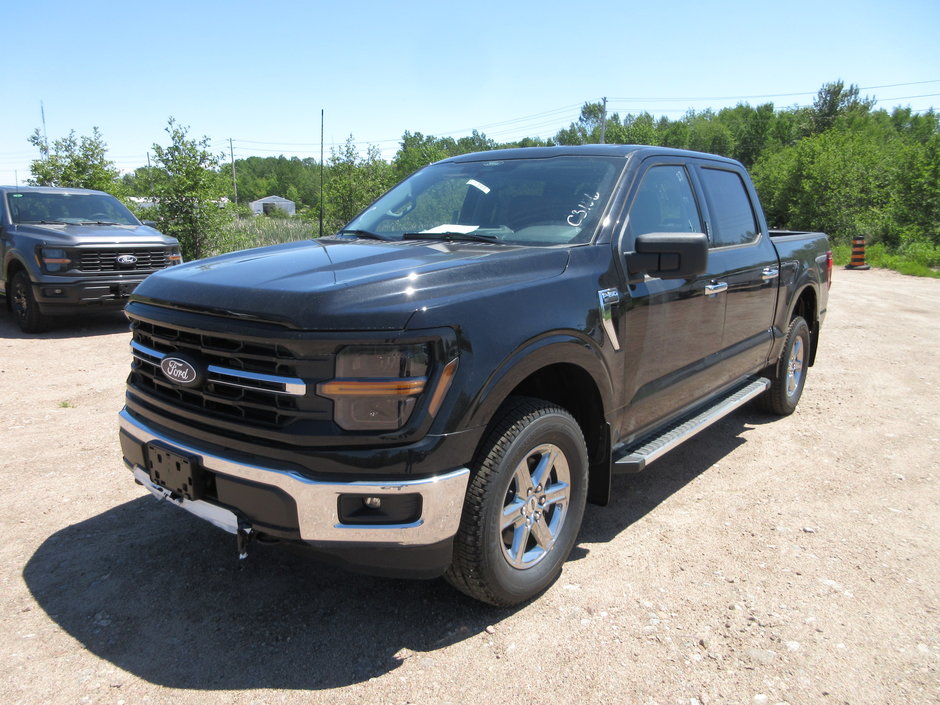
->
[0, 267, 937, 705]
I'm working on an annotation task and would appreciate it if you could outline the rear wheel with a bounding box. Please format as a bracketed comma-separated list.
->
[10, 270, 46, 333]
[445, 397, 588, 606]
[759, 316, 810, 415]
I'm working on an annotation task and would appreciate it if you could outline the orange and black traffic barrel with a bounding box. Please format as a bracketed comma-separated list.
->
[845, 234, 871, 270]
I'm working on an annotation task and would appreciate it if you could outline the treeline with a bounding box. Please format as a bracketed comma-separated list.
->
[28, 80, 939, 263]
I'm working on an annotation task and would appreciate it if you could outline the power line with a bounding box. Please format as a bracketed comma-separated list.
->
[608, 79, 939, 104]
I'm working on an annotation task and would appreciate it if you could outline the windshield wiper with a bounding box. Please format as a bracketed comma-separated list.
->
[79, 221, 119, 225]
[403, 231, 498, 243]
[337, 228, 393, 241]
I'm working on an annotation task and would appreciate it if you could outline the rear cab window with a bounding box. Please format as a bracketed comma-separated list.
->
[698, 168, 760, 247]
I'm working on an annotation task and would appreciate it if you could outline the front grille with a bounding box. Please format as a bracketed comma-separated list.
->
[128, 317, 334, 432]
[79, 248, 172, 272]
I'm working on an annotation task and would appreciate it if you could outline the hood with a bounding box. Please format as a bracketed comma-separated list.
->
[12, 222, 177, 246]
[131, 238, 570, 330]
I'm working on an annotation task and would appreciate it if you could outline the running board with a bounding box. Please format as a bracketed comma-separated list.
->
[613, 377, 770, 473]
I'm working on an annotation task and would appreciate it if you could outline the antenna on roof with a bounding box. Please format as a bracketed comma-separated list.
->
[319, 109, 324, 239]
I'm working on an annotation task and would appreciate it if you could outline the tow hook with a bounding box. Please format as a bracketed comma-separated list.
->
[236, 521, 254, 560]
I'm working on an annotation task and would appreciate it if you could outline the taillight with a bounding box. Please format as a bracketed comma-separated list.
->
[826, 250, 833, 289]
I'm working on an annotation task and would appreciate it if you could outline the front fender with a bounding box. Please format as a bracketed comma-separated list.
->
[462, 330, 615, 432]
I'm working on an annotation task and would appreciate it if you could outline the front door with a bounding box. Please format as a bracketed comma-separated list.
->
[614, 162, 728, 441]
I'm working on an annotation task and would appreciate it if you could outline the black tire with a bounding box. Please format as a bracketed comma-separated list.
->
[10, 270, 46, 333]
[445, 397, 588, 606]
[759, 316, 811, 415]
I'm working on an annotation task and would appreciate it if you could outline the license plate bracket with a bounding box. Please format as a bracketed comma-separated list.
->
[146, 442, 203, 500]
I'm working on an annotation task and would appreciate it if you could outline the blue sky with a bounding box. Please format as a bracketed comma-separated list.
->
[2, 0, 938, 185]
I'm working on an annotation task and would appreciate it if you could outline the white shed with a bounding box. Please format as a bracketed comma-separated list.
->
[249, 195, 296, 216]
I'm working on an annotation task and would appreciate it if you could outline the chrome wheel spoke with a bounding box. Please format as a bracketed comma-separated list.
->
[542, 481, 569, 509]
[529, 515, 554, 551]
[530, 446, 558, 490]
[511, 460, 535, 497]
[507, 523, 532, 567]
[501, 498, 526, 532]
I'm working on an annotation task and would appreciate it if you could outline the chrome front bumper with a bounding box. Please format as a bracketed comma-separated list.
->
[119, 410, 470, 545]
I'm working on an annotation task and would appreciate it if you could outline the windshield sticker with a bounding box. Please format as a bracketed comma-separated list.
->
[466, 179, 491, 194]
[567, 192, 601, 227]
[422, 224, 479, 234]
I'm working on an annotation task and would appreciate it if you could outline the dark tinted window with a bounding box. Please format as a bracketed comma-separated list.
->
[627, 165, 701, 236]
[699, 168, 758, 247]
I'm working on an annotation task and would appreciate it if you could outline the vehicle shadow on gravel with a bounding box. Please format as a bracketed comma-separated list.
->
[576, 407, 767, 548]
[0, 310, 128, 339]
[23, 406, 771, 691]
[23, 497, 511, 690]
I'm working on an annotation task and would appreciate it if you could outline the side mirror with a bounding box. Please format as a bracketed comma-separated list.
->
[627, 232, 708, 279]
[141, 220, 157, 227]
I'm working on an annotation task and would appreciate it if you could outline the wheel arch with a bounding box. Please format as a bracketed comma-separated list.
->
[464, 334, 615, 506]
[788, 284, 820, 366]
[3, 256, 30, 311]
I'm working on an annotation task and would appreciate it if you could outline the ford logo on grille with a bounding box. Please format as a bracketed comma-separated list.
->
[160, 356, 203, 387]
[116, 254, 138, 266]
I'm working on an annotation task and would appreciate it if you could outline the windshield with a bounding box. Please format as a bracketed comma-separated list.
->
[344, 155, 623, 246]
[7, 191, 140, 225]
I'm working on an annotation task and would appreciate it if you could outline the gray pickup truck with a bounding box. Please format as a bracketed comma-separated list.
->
[0, 186, 182, 332]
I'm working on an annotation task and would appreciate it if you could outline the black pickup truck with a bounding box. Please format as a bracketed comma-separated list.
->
[119, 145, 831, 606]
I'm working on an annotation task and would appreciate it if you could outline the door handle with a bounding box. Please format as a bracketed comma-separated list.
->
[705, 282, 728, 297]
[762, 267, 779, 280]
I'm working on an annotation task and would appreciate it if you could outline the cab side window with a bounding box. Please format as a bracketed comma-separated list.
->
[699, 168, 759, 247]
[628, 165, 702, 237]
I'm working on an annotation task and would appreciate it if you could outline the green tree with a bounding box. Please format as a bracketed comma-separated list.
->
[810, 80, 875, 134]
[323, 136, 393, 233]
[149, 118, 228, 260]
[393, 131, 452, 181]
[752, 118, 901, 245]
[27, 126, 121, 192]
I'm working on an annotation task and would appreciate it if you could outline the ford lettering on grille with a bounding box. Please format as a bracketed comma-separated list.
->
[117, 254, 138, 266]
[160, 357, 201, 386]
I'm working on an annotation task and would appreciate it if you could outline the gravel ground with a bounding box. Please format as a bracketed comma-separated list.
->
[0, 267, 937, 705]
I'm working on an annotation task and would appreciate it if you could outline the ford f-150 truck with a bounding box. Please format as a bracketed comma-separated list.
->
[0, 186, 182, 332]
[118, 145, 831, 606]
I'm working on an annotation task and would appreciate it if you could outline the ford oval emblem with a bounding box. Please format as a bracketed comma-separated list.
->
[117, 254, 138, 266]
[160, 356, 201, 387]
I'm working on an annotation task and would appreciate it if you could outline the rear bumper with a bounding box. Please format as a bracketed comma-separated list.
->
[119, 409, 470, 571]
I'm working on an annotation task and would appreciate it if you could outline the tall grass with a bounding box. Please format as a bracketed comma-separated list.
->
[832, 240, 940, 278]
[211, 216, 318, 257]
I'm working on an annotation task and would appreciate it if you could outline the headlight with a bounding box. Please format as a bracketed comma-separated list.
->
[167, 247, 183, 265]
[40, 247, 72, 273]
[317, 344, 432, 431]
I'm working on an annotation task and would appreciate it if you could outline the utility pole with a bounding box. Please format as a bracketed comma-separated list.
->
[40, 101, 49, 153]
[229, 138, 238, 205]
[600, 96, 608, 144]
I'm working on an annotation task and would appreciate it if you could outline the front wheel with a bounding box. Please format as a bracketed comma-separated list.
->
[445, 397, 588, 606]
[759, 316, 811, 415]
[10, 270, 46, 333]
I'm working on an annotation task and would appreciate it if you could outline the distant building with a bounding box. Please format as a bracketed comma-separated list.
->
[249, 195, 296, 216]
